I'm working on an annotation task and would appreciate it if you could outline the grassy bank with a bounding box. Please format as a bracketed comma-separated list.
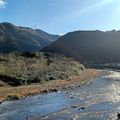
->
[0, 52, 84, 86]
[0, 69, 102, 103]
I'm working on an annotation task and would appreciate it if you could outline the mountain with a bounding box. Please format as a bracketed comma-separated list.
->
[0, 22, 60, 53]
[42, 30, 120, 68]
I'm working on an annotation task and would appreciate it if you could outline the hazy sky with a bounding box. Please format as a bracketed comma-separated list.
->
[0, 0, 120, 34]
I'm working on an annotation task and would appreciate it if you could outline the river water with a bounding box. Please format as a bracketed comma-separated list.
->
[0, 70, 120, 120]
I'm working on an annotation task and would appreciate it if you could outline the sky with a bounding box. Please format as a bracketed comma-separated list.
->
[0, 0, 120, 34]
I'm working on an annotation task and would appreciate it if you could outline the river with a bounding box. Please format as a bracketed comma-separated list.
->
[0, 70, 120, 120]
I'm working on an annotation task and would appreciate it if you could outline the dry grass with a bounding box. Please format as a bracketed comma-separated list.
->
[0, 69, 102, 103]
[0, 52, 84, 86]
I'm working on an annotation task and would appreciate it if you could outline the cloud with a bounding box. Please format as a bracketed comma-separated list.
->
[0, 0, 7, 8]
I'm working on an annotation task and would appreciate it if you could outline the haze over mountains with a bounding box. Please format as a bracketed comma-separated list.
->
[42, 30, 120, 67]
[1, 22, 120, 68]
[0, 22, 60, 53]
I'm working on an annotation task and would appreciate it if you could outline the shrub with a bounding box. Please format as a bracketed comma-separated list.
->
[0, 52, 84, 86]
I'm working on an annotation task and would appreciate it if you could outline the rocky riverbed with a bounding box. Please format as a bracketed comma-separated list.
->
[0, 70, 120, 120]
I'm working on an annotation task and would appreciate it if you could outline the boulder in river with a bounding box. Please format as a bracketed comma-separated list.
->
[117, 113, 120, 120]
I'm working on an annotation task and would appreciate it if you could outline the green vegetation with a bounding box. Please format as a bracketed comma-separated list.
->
[0, 52, 84, 86]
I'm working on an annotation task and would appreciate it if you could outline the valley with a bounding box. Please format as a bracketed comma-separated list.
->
[0, 23, 120, 120]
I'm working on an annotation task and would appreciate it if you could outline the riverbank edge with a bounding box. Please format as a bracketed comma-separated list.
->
[0, 69, 104, 104]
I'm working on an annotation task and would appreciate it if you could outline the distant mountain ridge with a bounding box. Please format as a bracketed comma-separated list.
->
[0, 22, 60, 53]
[42, 30, 120, 67]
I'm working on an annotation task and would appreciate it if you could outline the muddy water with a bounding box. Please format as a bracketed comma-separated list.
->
[0, 70, 120, 120]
